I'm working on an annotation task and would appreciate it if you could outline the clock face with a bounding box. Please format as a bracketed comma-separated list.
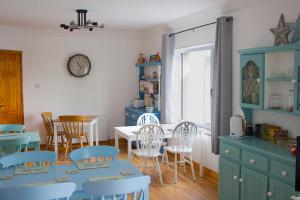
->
[67, 54, 91, 77]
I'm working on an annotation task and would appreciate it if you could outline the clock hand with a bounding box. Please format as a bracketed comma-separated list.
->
[76, 60, 83, 69]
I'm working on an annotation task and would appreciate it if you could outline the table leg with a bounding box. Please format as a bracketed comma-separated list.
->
[89, 123, 94, 146]
[144, 186, 149, 200]
[53, 123, 58, 157]
[95, 119, 99, 146]
[128, 139, 132, 160]
[114, 130, 119, 149]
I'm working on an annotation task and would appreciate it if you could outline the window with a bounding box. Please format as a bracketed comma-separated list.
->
[176, 44, 213, 127]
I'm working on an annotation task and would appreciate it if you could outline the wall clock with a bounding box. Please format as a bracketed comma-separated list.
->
[67, 54, 91, 77]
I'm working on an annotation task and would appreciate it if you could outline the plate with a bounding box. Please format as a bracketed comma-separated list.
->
[56, 176, 69, 182]
[0, 175, 14, 180]
[65, 169, 80, 174]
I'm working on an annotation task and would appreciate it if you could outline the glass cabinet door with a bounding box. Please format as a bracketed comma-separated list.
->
[240, 54, 264, 109]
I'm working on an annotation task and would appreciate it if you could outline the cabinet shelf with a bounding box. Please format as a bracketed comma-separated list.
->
[265, 77, 293, 81]
[139, 78, 159, 81]
[264, 108, 295, 115]
[135, 62, 161, 67]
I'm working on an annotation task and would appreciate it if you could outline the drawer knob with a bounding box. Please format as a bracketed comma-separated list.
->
[224, 149, 230, 154]
[290, 196, 296, 200]
[292, 79, 297, 84]
[257, 78, 261, 83]
[267, 192, 272, 197]
[131, 115, 135, 118]
[239, 178, 244, 183]
[281, 171, 288, 177]
[126, 113, 129, 116]
[249, 159, 256, 164]
[233, 176, 238, 180]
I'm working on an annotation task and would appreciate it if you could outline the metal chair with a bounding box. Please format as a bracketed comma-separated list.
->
[134, 124, 164, 185]
[0, 182, 76, 200]
[137, 113, 160, 126]
[41, 112, 66, 150]
[0, 151, 56, 168]
[163, 121, 198, 183]
[82, 176, 150, 200]
[0, 124, 24, 133]
[69, 145, 119, 162]
[59, 115, 89, 158]
[0, 137, 30, 157]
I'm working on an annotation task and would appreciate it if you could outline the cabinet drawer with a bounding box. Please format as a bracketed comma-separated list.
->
[220, 142, 240, 161]
[270, 160, 295, 185]
[241, 150, 268, 173]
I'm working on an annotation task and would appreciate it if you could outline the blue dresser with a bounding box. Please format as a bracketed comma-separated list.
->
[219, 136, 299, 200]
[124, 107, 160, 126]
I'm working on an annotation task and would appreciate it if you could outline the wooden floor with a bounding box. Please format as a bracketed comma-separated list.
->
[55, 143, 218, 200]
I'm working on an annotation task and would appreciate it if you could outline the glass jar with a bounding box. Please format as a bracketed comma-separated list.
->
[270, 94, 282, 110]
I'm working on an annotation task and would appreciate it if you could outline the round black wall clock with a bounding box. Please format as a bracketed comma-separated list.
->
[67, 54, 91, 77]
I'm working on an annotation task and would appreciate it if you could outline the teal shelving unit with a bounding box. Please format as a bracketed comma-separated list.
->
[238, 44, 300, 122]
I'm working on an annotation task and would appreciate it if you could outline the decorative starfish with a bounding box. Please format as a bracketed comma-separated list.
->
[289, 15, 300, 44]
[270, 14, 291, 45]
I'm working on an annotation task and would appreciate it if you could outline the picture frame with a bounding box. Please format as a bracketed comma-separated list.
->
[149, 55, 157, 63]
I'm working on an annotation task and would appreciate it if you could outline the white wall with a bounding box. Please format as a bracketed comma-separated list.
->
[0, 28, 142, 142]
[141, 0, 300, 173]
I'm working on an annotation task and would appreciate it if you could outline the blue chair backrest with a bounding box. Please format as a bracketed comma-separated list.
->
[0, 137, 30, 157]
[0, 151, 56, 168]
[69, 145, 119, 162]
[0, 182, 76, 200]
[0, 124, 25, 133]
[137, 113, 160, 126]
[82, 176, 150, 200]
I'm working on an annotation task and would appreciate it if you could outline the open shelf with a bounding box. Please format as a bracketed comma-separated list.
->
[135, 62, 161, 68]
[265, 77, 293, 81]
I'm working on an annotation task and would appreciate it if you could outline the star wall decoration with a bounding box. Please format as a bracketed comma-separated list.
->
[270, 14, 291, 45]
[289, 15, 300, 44]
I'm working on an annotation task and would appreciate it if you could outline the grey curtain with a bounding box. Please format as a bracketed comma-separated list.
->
[161, 33, 175, 123]
[211, 17, 233, 154]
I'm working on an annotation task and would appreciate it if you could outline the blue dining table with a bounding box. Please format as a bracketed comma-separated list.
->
[0, 132, 40, 151]
[0, 160, 149, 200]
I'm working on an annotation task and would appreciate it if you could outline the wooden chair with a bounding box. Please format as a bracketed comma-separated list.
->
[82, 176, 150, 200]
[59, 115, 89, 158]
[0, 137, 30, 157]
[41, 112, 66, 150]
[69, 145, 119, 162]
[0, 151, 56, 168]
[0, 182, 76, 200]
[134, 124, 164, 185]
[137, 113, 160, 126]
[163, 121, 198, 183]
[0, 124, 25, 133]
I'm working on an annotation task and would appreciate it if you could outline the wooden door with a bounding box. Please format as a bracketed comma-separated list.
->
[0, 50, 23, 124]
[219, 158, 240, 200]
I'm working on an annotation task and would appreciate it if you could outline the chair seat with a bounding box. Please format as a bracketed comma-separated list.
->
[164, 146, 192, 153]
[133, 150, 162, 158]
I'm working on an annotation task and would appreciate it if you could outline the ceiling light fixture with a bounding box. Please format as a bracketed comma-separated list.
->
[60, 9, 104, 31]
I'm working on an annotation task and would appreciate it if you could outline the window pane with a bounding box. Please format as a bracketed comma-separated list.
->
[182, 49, 211, 125]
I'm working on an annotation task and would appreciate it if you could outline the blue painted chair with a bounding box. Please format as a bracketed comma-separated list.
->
[82, 176, 150, 200]
[0, 151, 56, 168]
[69, 145, 119, 162]
[0, 124, 25, 133]
[0, 137, 30, 157]
[0, 182, 76, 200]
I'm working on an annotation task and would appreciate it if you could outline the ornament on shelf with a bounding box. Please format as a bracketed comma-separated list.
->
[270, 14, 291, 46]
[137, 53, 146, 64]
[288, 15, 300, 44]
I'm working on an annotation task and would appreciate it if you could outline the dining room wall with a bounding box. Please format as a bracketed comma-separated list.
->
[140, 0, 300, 173]
[0, 27, 142, 142]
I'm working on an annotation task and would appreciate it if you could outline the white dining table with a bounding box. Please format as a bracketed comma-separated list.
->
[52, 115, 99, 155]
[114, 124, 175, 160]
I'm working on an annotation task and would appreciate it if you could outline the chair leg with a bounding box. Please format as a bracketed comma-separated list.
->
[64, 138, 71, 158]
[155, 157, 163, 186]
[85, 136, 89, 146]
[80, 138, 83, 147]
[46, 136, 50, 150]
[50, 136, 54, 148]
[189, 153, 196, 181]
[174, 153, 178, 184]
[60, 135, 65, 147]
[164, 151, 169, 170]
[182, 153, 186, 174]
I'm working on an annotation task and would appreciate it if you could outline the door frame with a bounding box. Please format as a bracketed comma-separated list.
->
[0, 49, 24, 124]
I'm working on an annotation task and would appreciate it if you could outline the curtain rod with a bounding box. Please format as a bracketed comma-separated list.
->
[169, 17, 233, 37]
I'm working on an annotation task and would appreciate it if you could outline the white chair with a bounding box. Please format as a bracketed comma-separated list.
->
[163, 121, 198, 183]
[134, 124, 164, 185]
[137, 113, 160, 126]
